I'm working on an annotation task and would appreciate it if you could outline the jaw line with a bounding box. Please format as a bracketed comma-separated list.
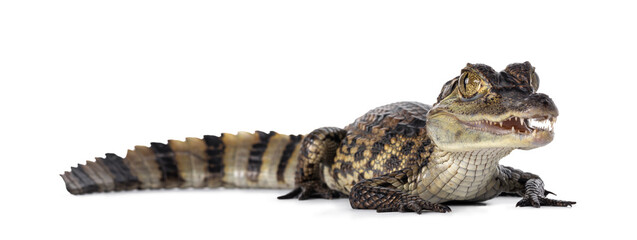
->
[462, 116, 555, 137]
[433, 111, 556, 138]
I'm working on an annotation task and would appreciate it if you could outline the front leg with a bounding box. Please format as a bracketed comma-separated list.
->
[349, 168, 451, 213]
[499, 166, 576, 208]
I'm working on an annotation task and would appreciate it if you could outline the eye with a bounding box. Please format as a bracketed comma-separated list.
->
[458, 72, 483, 99]
[530, 72, 540, 92]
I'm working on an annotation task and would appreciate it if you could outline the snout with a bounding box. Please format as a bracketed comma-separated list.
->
[523, 93, 559, 118]
[503, 92, 559, 118]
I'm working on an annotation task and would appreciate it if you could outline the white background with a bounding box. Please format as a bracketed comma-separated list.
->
[1, 1, 635, 239]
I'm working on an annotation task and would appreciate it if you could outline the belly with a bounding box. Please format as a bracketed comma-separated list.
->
[414, 148, 512, 203]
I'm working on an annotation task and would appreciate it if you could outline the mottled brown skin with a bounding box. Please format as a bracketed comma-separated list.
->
[281, 62, 575, 213]
[62, 62, 574, 214]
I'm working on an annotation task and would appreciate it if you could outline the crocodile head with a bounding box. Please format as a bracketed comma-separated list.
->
[426, 62, 558, 152]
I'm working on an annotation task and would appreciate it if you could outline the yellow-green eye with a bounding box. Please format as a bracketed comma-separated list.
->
[458, 72, 483, 99]
[530, 72, 540, 92]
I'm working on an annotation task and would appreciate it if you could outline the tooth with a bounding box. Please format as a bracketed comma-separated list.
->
[520, 118, 524, 126]
[511, 126, 515, 133]
[532, 129, 537, 136]
[499, 122, 503, 127]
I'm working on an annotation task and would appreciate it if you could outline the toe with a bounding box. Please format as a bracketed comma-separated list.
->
[277, 187, 302, 199]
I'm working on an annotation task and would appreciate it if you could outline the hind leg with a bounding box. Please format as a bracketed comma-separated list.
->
[278, 127, 347, 200]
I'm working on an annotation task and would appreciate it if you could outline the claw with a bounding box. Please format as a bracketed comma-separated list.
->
[277, 181, 343, 200]
[277, 187, 302, 199]
[438, 204, 452, 213]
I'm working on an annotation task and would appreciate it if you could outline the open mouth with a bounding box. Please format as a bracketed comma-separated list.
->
[463, 116, 556, 135]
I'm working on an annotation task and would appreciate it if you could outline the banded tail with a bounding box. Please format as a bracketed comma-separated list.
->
[60, 131, 304, 195]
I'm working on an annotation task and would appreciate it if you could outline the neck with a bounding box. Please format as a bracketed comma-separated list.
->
[414, 147, 513, 203]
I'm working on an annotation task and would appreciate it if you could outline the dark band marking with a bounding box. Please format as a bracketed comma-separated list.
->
[104, 153, 139, 190]
[386, 154, 402, 170]
[370, 141, 384, 160]
[85, 161, 115, 192]
[277, 134, 302, 182]
[415, 144, 432, 167]
[105, 153, 138, 182]
[394, 123, 417, 136]
[354, 144, 366, 161]
[409, 117, 427, 128]
[400, 141, 414, 156]
[399, 174, 409, 184]
[204, 134, 225, 179]
[149, 142, 182, 186]
[247, 131, 274, 182]
[71, 165, 99, 193]
[369, 131, 397, 160]
[96, 156, 126, 191]
[334, 161, 353, 178]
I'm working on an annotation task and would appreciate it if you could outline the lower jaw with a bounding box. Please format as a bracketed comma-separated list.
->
[521, 131, 554, 149]
[430, 130, 554, 152]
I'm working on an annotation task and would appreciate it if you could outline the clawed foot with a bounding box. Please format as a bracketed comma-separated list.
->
[515, 179, 576, 208]
[516, 192, 576, 208]
[377, 195, 451, 214]
[278, 181, 345, 200]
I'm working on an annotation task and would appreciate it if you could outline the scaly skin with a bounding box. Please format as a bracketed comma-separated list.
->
[61, 62, 575, 213]
[280, 62, 575, 213]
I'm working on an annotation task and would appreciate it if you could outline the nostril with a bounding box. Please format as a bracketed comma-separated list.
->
[531, 93, 552, 106]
